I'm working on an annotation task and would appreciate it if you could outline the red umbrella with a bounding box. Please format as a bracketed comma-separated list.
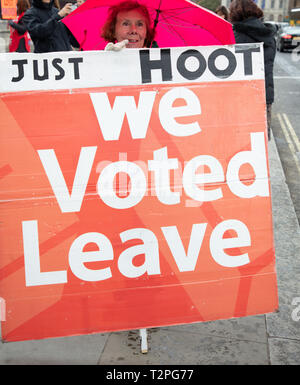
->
[63, 0, 235, 50]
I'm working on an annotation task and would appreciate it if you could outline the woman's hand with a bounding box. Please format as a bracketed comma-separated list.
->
[104, 39, 129, 51]
[58, 3, 73, 18]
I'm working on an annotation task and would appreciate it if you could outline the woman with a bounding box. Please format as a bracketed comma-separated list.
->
[8, 0, 31, 52]
[101, 0, 156, 50]
[229, 0, 276, 140]
[215, 5, 229, 21]
[22, 0, 79, 53]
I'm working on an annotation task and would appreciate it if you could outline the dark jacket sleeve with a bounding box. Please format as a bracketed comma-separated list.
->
[66, 27, 80, 48]
[233, 31, 254, 44]
[8, 19, 27, 35]
[22, 9, 63, 39]
[263, 39, 276, 104]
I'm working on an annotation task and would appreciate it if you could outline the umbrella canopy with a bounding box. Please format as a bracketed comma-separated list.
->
[63, 0, 235, 51]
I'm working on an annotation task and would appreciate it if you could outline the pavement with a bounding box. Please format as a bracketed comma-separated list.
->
[0, 21, 9, 54]
[1, 130, 300, 366]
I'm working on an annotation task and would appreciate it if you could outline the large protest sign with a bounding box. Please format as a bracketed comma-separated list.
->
[0, 45, 278, 342]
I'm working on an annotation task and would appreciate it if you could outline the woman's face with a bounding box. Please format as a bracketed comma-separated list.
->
[217, 11, 225, 19]
[114, 9, 148, 48]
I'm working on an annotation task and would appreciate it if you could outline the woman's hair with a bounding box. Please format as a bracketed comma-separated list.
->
[53, 0, 61, 10]
[101, 0, 155, 47]
[17, 0, 30, 15]
[229, 0, 263, 22]
[215, 5, 229, 21]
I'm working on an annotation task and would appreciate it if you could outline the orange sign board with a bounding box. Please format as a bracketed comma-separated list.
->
[1, 0, 17, 19]
[0, 46, 278, 342]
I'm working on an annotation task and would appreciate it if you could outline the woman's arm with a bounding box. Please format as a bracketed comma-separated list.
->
[23, 4, 73, 40]
[8, 19, 27, 35]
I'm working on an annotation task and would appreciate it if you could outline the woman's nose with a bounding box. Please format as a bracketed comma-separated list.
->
[130, 24, 137, 33]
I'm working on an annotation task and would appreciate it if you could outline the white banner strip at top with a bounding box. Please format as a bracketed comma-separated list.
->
[0, 43, 264, 93]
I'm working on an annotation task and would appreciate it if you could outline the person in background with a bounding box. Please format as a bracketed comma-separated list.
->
[8, 0, 31, 52]
[215, 5, 229, 21]
[101, 0, 156, 51]
[22, 0, 79, 53]
[229, 0, 276, 141]
[76, 0, 85, 6]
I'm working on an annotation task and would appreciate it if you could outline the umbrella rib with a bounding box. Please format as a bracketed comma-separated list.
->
[148, 6, 198, 21]
[158, 7, 200, 20]
[153, 0, 163, 28]
[148, 6, 197, 12]
[158, 12, 222, 44]
[163, 12, 225, 42]
[159, 12, 205, 30]
[158, 20, 187, 45]
[154, 7, 207, 28]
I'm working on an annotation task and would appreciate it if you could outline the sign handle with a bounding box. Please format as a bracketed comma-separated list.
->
[139, 328, 148, 353]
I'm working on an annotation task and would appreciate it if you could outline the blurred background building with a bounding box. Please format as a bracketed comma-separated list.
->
[219, 0, 300, 23]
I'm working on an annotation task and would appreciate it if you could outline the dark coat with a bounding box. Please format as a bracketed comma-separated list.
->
[23, 0, 79, 53]
[232, 17, 276, 104]
[8, 16, 29, 52]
